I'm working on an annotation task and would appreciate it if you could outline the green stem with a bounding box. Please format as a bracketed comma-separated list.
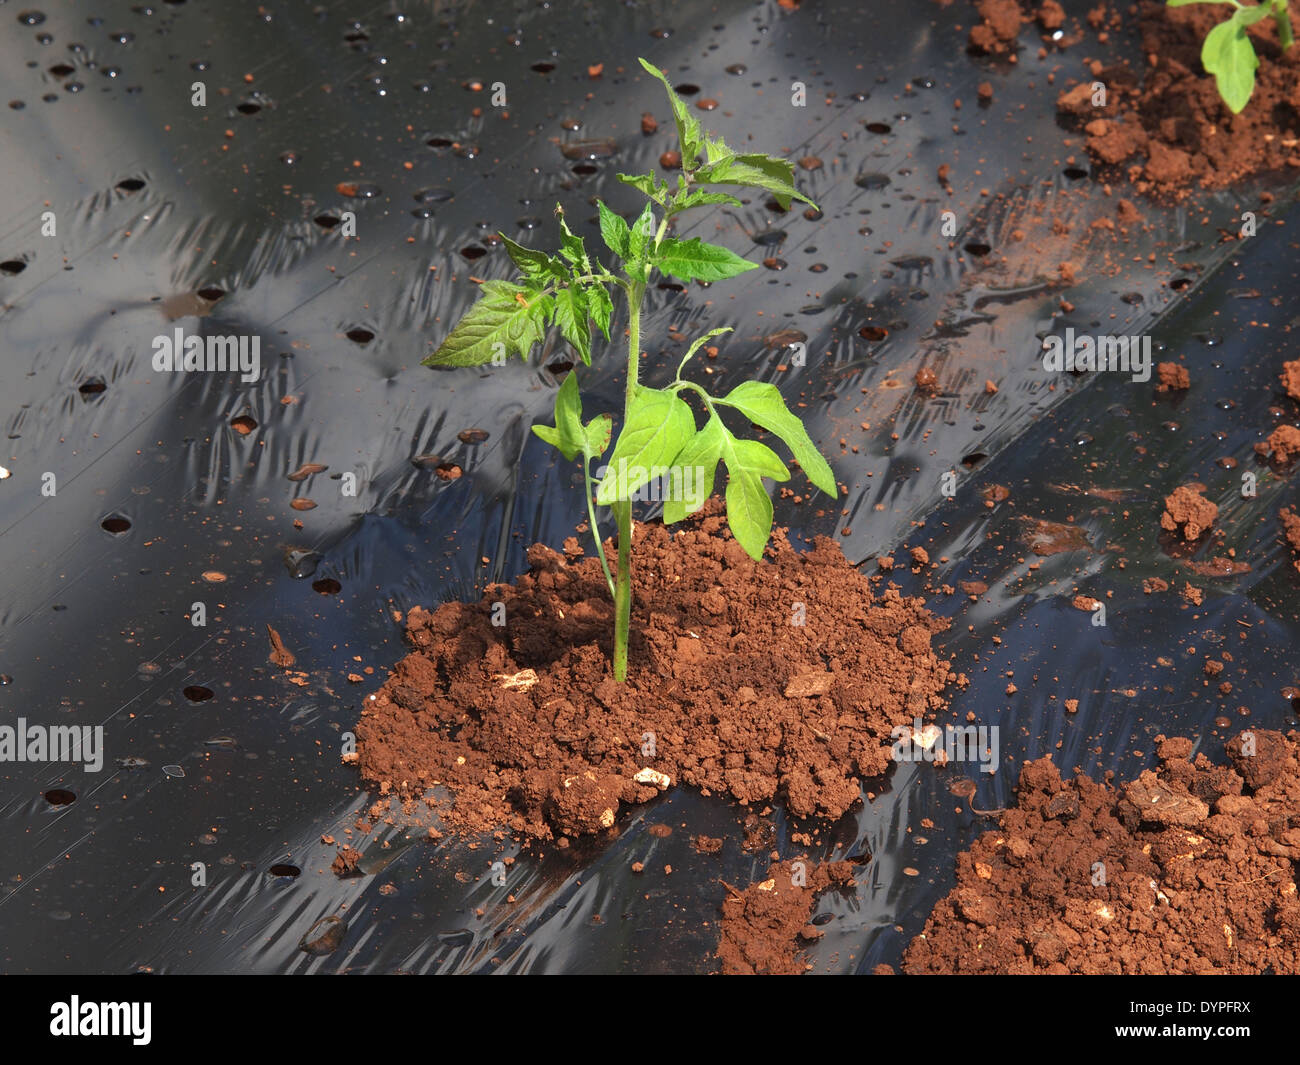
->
[612, 499, 632, 682]
[582, 454, 616, 599]
[1276, 0, 1294, 48]
[611, 278, 646, 683]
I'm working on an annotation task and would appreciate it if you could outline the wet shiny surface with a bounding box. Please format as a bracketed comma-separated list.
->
[0, 0, 1296, 972]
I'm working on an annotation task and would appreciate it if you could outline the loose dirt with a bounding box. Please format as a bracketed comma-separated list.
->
[904, 731, 1300, 973]
[1161, 483, 1217, 541]
[355, 500, 964, 841]
[717, 859, 857, 974]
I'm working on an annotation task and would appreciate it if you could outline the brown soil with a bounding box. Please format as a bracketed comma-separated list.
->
[1255, 424, 1300, 464]
[716, 859, 857, 974]
[1058, 0, 1300, 195]
[354, 500, 963, 841]
[1282, 360, 1300, 402]
[968, 0, 1025, 54]
[1281, 507, 1300, 573]
[331, 845, 363, 877]
[1161, 483, 1217, 541]
[904, 731, 1300, 974]
[1155, 361, 1190, 392]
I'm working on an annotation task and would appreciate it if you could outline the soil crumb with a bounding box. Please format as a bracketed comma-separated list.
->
[717, 860, 857, 974]
[331, 845, 363, 877]
[266, 624, 296, 667]
[1161, 483, 1217, 541]
[1255, 424, 1300, 464]
[904, 731, 1300, 973]
[968, 0, 1024, 54]
[355, 499, 962, 840]
[1155, 362, 1190, 392]
[1282, 360, 1300, 402]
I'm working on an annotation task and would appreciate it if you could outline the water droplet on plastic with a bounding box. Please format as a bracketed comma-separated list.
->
[854, 171, 890, 190]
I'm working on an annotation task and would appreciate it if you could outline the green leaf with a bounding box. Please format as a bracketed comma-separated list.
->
[617, 172, 670, 204]
[663, 414, 724, 524]
[1166, 0, 1234, 6]
[555, 207, 591, 271]
[424, 280, 552, 367]
[673, 189, 744, 212]
[554, 286, 592, 365]
[723, 468, 773, 561]
[637, 57, 703, 168]
[695, 150, 816, 210]
[627, 202, 657, 263]
[714, 380, 836, 496]
[500, 235, 563, 284]
[531, 370, 586, 461]
[587, 283, 613, 341]
[595, 385, 695, 505]
[675, 326, 732, 377]
[656, 237, 758, 283]
[1202, 16, 1259, 113]
[1235, 2, 1276, 24]
[597, 201, 630, 260]
[584, 413, 613, 457]
[716, 430, 789, 561]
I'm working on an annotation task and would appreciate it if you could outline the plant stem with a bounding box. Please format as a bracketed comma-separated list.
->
[1276, 0, 1294, 48]
[582, 455, 616, 595]
[582, 455, 616, 598]
[612, 498, 632, 682]
[610, 278, 647, 682]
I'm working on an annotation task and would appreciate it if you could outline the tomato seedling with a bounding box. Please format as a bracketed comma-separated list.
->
[425, 58, 836, 681]
[1168, 0, 1294, 113]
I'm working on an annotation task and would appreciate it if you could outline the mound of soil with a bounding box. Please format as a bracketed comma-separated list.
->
[1161, 483, 1217, 541]
[1059, 0, 1300, 194]
[716, 859, 857, 975]
[903, 730, 1300, 974]
[354, 500, 963, 841]
[1256, 424, 1300, 464]
[967, 0, 1024, 54]
[1155, 361, 1190, 392]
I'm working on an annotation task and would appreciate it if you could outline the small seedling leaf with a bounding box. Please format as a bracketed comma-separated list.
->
[554, 286, 592, 365]
[663, 414, 724, 524]
[595, 386, 695, 504]
[424, 280, 551, 367]
[695, 151, 815, 210]
[500, 235, 563, 284]
[584, 413, 613, 458]
[1201, 16, 1259, 113]
[531, 370, 586, 461]
[587, 283, 613, 340]
[656, 237, 758, 282]
[637, 58, 703, 168]
[715, 380, 836, 496]
[617, 172, 670, 204]
[673, 189, 744, 211]
[597, 201, 631, 260]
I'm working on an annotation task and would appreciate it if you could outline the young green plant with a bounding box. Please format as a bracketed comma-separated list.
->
[424, 57, 836, 682]
[1167, 0, 1294, 113]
